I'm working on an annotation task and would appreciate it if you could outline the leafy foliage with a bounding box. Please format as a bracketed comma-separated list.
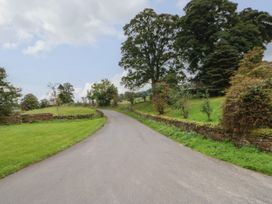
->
[177, 0, 272, 95]
[170, 86, 191, 119]
[196, 44, 240, 95]
[48, 83, 62, 107]
[57, 83, 74, 104]
[137, 90, 149, 102]
[89, 79, 118, 106]
[124, 91, 136, 105]
[201, 91, 213, 121]
[239, 8, 272, 44]
[222, 48, 272, 134]
[120, 8, 184, 90]
[178, 0, 238, 73]
[21, 93, 39, 111]
[0, 68, 21, 116]
[152, 82, 170, 114]
[40, 99, 50, 108]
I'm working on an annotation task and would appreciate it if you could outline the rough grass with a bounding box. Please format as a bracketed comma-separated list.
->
[133, 97, 224, 123]
[117, 108, 272, 176]
[24, 105, 96, 116]
[0, 118, 106, 178]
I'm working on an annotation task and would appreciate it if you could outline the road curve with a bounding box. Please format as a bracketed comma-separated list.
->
[0, 110, 271, 204]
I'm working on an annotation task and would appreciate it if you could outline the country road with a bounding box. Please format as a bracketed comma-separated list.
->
[0, 110, 271, 204]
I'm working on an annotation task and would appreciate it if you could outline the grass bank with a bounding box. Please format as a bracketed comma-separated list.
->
[0, 118, 106, 178]
[116, 107, 272, 176]
[133, 97, 224, 123]
[24, 105, 96, 116]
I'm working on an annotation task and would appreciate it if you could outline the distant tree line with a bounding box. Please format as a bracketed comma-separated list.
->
[0, 68, 78, 116]
[20, 82, 75, 111]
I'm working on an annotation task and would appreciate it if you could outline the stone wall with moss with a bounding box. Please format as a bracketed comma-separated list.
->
[133, 110, 272, 152]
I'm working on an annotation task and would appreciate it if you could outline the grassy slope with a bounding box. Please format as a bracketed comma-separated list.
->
[24, 105, 96, 116]
[0, 118, 106, 178]
[134, 97, 224, 123]
[116, 108, 272, 175]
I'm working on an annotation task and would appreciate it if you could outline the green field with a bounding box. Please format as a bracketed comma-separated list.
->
[24, 105, 96, 116]
[133, 97, 224, 123]
[0, 118, 106, 178]
[118, 109, 272, 175]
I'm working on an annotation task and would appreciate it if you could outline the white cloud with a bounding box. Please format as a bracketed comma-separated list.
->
[0, 0, 148, 55]
[74, 71, 151, 101]
[23, 40, 48, 55]
[73, 72, 128, 101]
[110, 71, 129, 94]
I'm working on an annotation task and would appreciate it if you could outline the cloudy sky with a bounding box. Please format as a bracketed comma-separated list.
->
[1, 0, 272, 100]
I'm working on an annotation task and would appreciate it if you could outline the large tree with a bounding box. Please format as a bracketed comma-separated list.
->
[0, 68, 21, 116]
[178, 0, 238, 73]
[120, 8, 184, 91]
[21, 93, 39, 111]
[196, 43, 241, 95]
[239, 8, 272, 44]
[177, 0, 272, 95]
[89, 79, 118, 106]
[57, 83, 74, 104]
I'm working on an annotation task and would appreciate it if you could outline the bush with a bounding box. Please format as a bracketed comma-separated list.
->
[170, 86, 190, 119]
[21, 94, 39, 111]
[201, 91, 213, 121]
[89, 79, 118, 107]
[152, 82, 170, 114]
[124, 92, 135, 105]
[222, 48, 272, 135]
[40, 99, 50, 108]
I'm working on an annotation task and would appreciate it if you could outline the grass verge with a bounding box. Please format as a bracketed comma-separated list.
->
[133, 97, 224, 123]
[0, 117, 106, 179]
[24, 105, 96, 116]
[117, 108, 272, 176]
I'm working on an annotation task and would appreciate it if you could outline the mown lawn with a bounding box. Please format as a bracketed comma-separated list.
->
[0, 118, 106, 178]
[117, 108, 272, 176]
[24, 105, 96, 116]
[133, 97, 224, 123]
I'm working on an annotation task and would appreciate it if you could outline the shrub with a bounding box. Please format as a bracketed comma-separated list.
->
[222, 48, 272, 135]
[201, 91, 213, 121]
[21, 94, 39, 111]
[40, 99, 50, 108]
[152, 82, 170, 114]
[124, 91, 136, 105]
[170, 86, 190, 119]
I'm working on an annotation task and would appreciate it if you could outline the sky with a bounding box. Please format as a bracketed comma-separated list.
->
[0, 0, 272, 100]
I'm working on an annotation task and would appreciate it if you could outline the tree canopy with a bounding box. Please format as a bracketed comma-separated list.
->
[176, 0, 272, 95]
[0, 68, 21, 116]
[89, 79, 118, 106]
[120, 8, 184, 91]
[21, 93, 39, 111]
[57, 83, 74, 104]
